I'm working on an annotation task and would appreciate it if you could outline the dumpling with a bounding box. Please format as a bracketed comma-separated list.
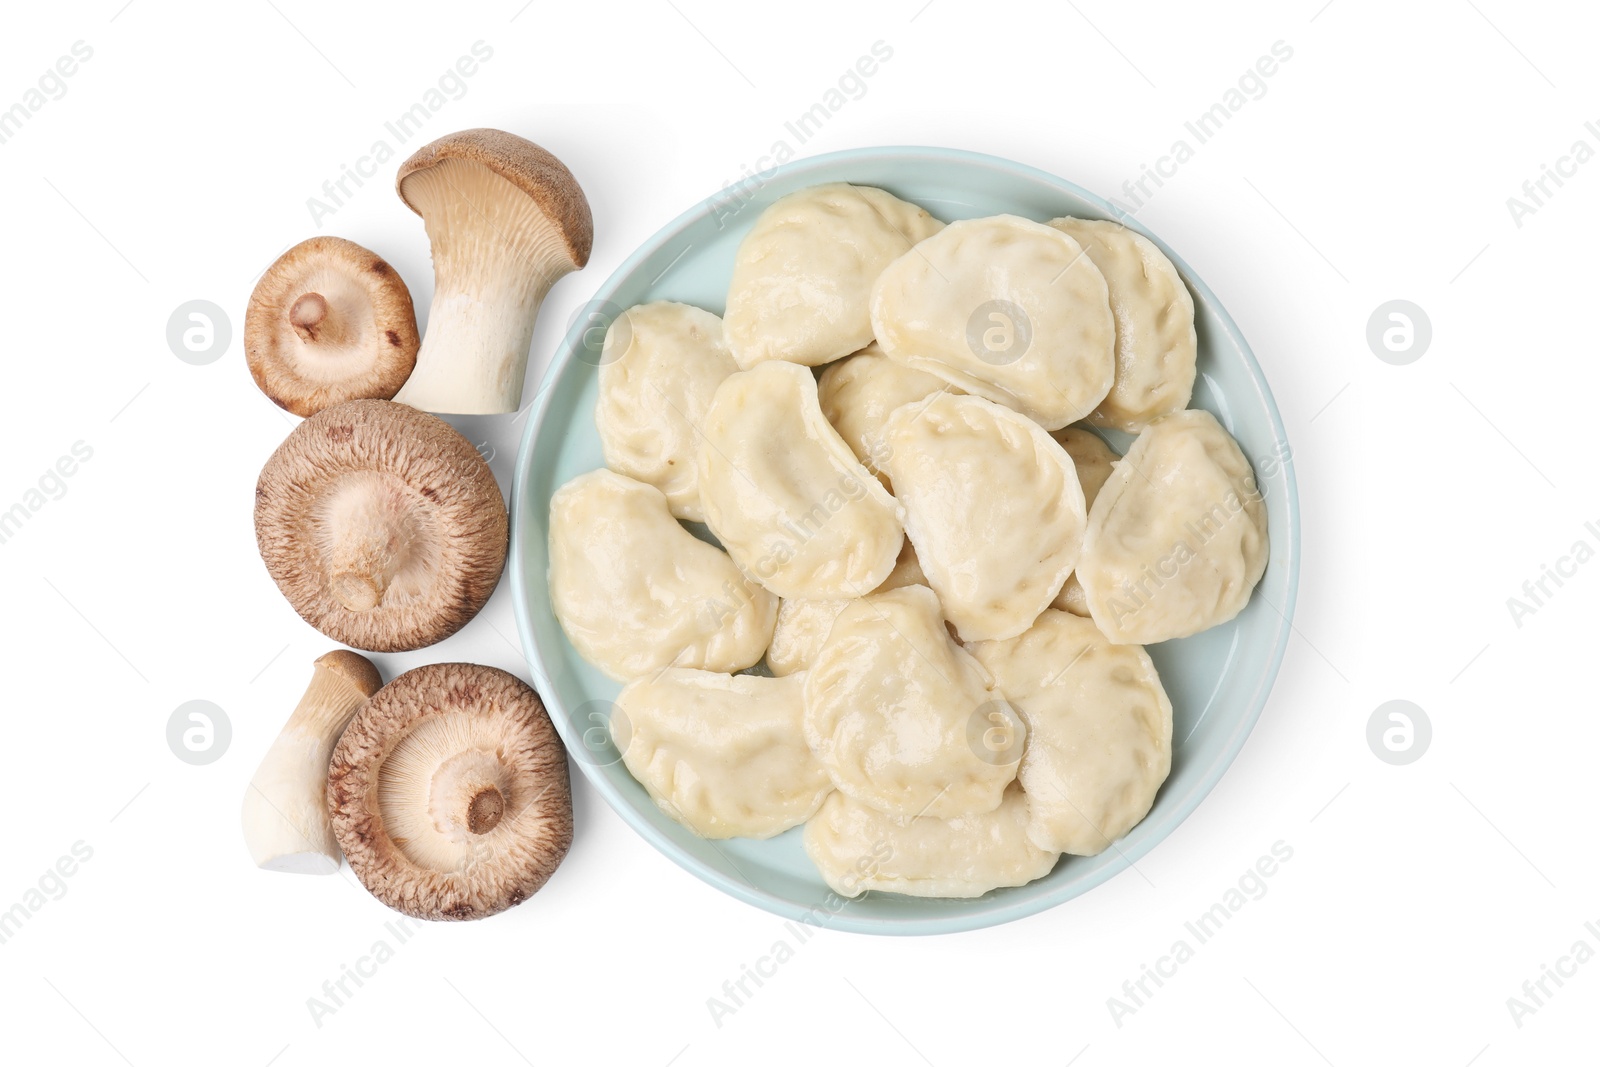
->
[614, 669, 831, 839]
[804, 785, 1058, 898]
[697, 360, 903, 599]
[970, 610, 1172, 855]
[817, 344, 954, 488]
[548, 470, 776, 680]
[1077, 409, 1268, 643]
[595, 301, 738, 521]
[1049, 428, 1119, 617]
[869, 214, 1115, 430]
[1048, 218, 1196, 432]
[804, 585, 1023, 818]
[724, 183, 944, 369]
[881, 393, 1086, 642]
[766, 542, 929, 677]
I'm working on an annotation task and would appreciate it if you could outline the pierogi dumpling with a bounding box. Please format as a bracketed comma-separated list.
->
[766, 542, 930, 677]
[869, 214, 1116, 430]
[548, 470, 776, 680]
[595, 301, 738, 522]
[882, 393, 1086, 642]
[1048, 217, 1196, 432]
[817, 344, 954, 488]
[1078, 409, 1268, 644]
[697, 361, 903, 599]
[724, 184, 945, 369]
[970, 610, 1171, 855]
[1049, 427, 1119, 617]
[804, 585, 1022, 819]
[803, 785, 1058, 898]
[614, 669, 832, 839]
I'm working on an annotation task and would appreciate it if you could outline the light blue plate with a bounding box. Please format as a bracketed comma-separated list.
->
[511, 147, 1300, 935]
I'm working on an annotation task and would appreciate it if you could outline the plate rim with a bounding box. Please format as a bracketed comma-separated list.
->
[510, 144, 1302, 935]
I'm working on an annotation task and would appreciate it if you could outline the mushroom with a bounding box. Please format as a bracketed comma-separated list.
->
[245, 236, 420, 416]
[240, 650, 382, 874]
[327, 663, 574, 921]
[389, 128, 593, 415]
[255, 399, 507, 652]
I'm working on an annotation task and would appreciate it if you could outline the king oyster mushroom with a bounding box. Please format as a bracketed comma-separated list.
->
[254, 399, 507, 652]
[327, 663, 574, 921]
[390, 128, 593, 415]
[241, 650, 382, 874]
[244, 236, 420, 416]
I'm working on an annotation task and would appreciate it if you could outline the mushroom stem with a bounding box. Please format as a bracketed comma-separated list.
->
[395, 270, 558, 414]
[241, 651, 382, 874]
[288, 292, 354, 347]
[467, 787, 505, 834]
[290, 292, 325, 335]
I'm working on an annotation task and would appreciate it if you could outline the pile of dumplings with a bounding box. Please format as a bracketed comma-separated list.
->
[547, 182, 1269, 899]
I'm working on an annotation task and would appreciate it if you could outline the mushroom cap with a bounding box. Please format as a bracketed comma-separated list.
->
[396, 128, 593, 269]
[314, 649, 383, 698]
[327, 663, 574, 921]
[255, 400, 508, 652]
[244, 237, 420, 417]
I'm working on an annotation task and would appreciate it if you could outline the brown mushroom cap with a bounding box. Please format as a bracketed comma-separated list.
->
[327, 663, 574, 921]
[314, 648, 384, 699]
[396, 128, 593, 269]
[255, 399, 507, 652]
[244, 237, 420, 417]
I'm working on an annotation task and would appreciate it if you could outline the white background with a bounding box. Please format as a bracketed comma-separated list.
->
[1, 0, 1595, 1063]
